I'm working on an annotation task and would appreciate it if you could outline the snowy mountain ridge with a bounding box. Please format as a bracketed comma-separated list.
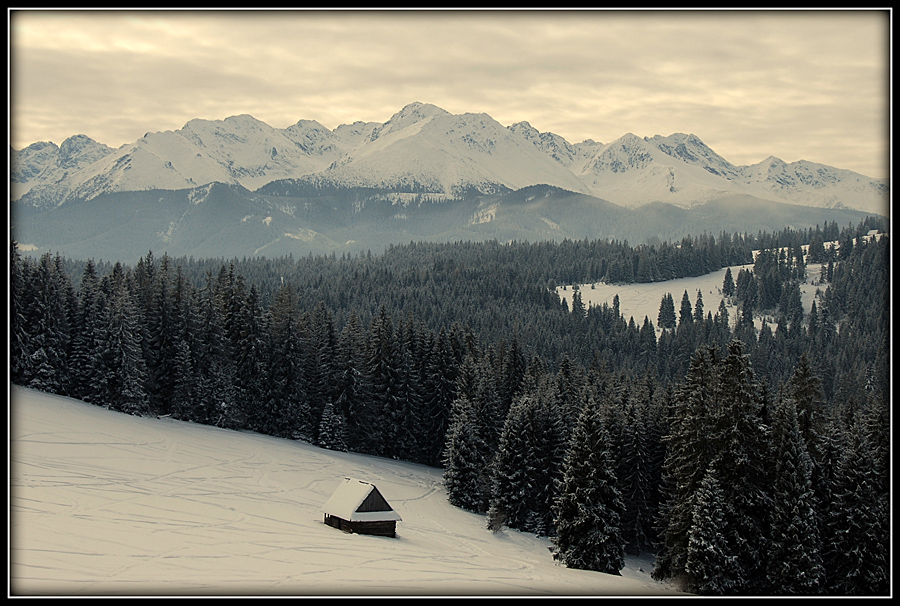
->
[11, 101, 889, 216]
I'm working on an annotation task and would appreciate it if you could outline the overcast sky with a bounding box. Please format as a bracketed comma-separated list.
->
[8, 9, 891, 180]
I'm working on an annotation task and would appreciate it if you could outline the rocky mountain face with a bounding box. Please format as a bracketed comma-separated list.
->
[10, 102, 888, 261]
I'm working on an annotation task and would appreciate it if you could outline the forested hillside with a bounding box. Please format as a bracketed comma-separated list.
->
[9, 215, 889, 595]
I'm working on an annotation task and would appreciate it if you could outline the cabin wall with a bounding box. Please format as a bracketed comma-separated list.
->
[324, 515, 397, 537]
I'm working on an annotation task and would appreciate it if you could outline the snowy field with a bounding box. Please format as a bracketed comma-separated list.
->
[557, 262, 828, 334]
[9, 386, 685, 597]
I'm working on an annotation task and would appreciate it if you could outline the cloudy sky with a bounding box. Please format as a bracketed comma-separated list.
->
[9, 9, 891, 180]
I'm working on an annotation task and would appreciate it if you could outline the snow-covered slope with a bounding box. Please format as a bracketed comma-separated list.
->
[10, 386, 685, 597]
[507, 120, 588, 169]
[557, 257, 828, 336]
[177, 115, 342, 190]
[306, 102, 593, 196]
[10, 136, 115, 207]
[574, 132, 762, 208]
[10, 102, 889, 215]
[736, 156, 889, 214]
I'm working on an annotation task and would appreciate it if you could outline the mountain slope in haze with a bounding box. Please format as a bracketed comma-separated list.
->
[11, 181, 878, 263]
[11, 102, 889, 216]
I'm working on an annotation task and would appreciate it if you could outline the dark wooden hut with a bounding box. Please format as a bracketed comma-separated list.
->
[321, 478, 402, 537]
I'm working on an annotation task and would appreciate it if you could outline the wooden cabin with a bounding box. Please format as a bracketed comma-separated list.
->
[321, 478, 402, 537]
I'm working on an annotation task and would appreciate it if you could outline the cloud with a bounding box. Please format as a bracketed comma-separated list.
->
[9, 9, 889, 179]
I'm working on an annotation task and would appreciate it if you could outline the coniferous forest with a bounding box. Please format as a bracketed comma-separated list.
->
[9, 216, 890, 595]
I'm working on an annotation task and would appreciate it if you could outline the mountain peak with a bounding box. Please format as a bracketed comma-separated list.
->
[508, 121, 539, 138]
[759, 156, 787, 169]
[57, 135, 112, 170]
[370, 102, 451, 141]
[289, 118, 330, 130]
[618, 132, 645, 145]
[646, 133, 740, 180]
[397, 101, 449, 117]
[18, 140, 59, 153]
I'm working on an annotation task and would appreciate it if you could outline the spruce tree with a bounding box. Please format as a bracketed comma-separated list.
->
[679, 290, 693, 326]
[393, 316, 427, 461]
[24, 253, 73, 395]
[265, 284, 308, 439]
[618, 387, 655, 555]
[551, 395, 625, 575]
[706, 340, 771, 593]
[693, 290, 704, 323]
[684, 467, 740, 595]
[9, 241, 29, 386]
[68, 259, 104, 403]
[766, 393, 824, 594]
[657, 293, 676, 330]
[233, 281, 266, 432]
[420, 328, 458, 466]
[169, 265, 201, 422]
[824, 414, 890, 595]
[527, 378, 567, 536]
[334, 312, 369, 453]
[653, 346, 718, 583]
[722, 267, 735, 298]
[486, 392, 533, 532]
[307, 302, 338, 441]
[555, 354, 587, 435]
[97, 276, 151, 416]
[486, 377, 565, 536]
[365, 305, 401, 457]
[442, 395, 492, 513]
[169, 337, 196, 422]
[195, 269, 237, 428]
[785, 353, 825, 453]
[317, 400, 348, 452]
[144, 254, 179, 416]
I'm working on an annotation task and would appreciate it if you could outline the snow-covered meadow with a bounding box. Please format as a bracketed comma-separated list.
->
[557, 261, 828, 334]
[9, 386, 685, 597]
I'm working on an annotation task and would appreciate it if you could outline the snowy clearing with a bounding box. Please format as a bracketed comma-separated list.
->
[557, 262, 828, 334]
[9, 386, 685, 597]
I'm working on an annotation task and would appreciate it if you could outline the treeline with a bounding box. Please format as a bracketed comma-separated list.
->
[9, 216, 889, 595]
[49, 216, 885, 382]
[10, 247, 472, 465]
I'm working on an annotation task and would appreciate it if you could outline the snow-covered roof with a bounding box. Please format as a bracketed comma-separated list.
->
[321, 478, 401, 522]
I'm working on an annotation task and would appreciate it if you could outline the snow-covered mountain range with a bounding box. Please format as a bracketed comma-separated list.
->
[11, 101, 889, 215]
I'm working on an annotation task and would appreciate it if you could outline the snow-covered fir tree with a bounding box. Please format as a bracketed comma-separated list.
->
[486, 370, 565, 537]
[617, 385, 655, 556]
[766, 393, 824, 594]
[684, 466, 740, 594]
[442, 395, 493, 513]
[68, 259, 104, 403]
[705, 340, 771, 593]
[551, 394, 625, 575]
[264, 284, 309, 439]
[23, 253, 73, 395]
[96, 267, 151, 416]
[823, 409, 890, 595]
[653, 346, 718, 584]
[317, 400, 348, 452]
